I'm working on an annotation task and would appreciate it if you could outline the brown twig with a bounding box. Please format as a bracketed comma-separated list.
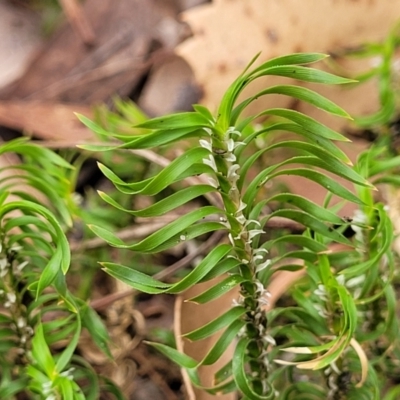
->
[58, 0, 95, 46]
[132, 345, 180, 400]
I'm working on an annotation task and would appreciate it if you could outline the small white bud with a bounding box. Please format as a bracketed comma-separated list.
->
[199, 139, 212, 151]
[227, 164, 240, 180]
[6, 292, 16, 304]
[224, 153, 236, 162]
[346, 274, 365, 288]
[0, 258, 7, 270]
[235, 214, 247, 225]
[255, 259, 271, 273]
[17, 317, 26, 328]
[226, 138, 235, 152]
[207, 177, 219, 188]
[263, 334, 276, 346]
[237, 200, 247, 212]
[202, 155, 218, 172]
[16, 261, 28, 271]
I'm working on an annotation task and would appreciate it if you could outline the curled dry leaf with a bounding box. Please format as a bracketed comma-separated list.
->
[0, 102, 93, 142]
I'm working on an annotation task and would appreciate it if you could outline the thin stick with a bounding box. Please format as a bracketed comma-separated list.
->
[58, 0, 95, 46]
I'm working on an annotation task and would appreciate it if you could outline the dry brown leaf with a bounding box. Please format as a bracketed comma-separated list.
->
[139, 54, 201, 117]
[177, 0, 400, 117]
[0, 2, 42, 90]
[0, 102, 93, 141]
[0, 0, 191, 104]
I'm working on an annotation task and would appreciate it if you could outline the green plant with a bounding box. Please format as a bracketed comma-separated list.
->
[0, 138, 122, 399]
[78, 51, 399, 399]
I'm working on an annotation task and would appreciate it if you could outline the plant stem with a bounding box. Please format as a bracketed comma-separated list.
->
[206, 126, 274, 395]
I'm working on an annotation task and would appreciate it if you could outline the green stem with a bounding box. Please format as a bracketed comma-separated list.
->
[208, 127, 274, 396]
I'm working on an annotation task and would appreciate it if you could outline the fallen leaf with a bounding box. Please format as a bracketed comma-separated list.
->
[0, 102, 93, 141]
[177, 0, 400, 118]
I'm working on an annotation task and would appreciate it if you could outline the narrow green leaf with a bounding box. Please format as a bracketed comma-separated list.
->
[145, 341, 198, 369]
[148, 222, 225, 254]
[57, 377, 74, 399]
[0, 201, 70, 274]
[101, 264, 167, 294]
[0, 190, 9, 206]
[199, 258, 241, 282]
[0, 339, 18, 352]
[75, 113, 112, 138]
[26, 364, 49, 387]
[1, 138, 73, 169]
[270, 168, 364, 204]
[98, 185, 216, 217]
[31, 324, 56, 377]
[90, 205, 222, 252]
[0, 314, 13, 324]
[136, 112, 211, 130]
[234, 85, 350, 120]
[217, 53, 262, 130]
[112, 163, 215, 195]
[233, 338, 275, 399]
[201, 320, 246, 365]
[188, 274, 245, 304]
[42, 315, 75, 333]
[368, 155, 400, 176]
[266, 193, 344, 225]
[0, 378, 28, 398]
[165, 244, 232, 293]
[77, 143, 119, 152]
[214, 360, 233, 385]
[250, 53, 327, 75]
[96, 162, 129, 186]
[183, 307, 246, 341]
[193, 104, 214, 121]
[101, 262, 171, 289]
[123, 205, 222, 252]
[265, 122, 351, 163]
[384, 386, 400, 400]
[4, 215, 54, 234]
[265, 235, 327, 253]
[341, 206, 392, 276]
[80, 305, 112, 358]
[36, 247, 63, 298]
[55, 316, 81, 372]
[265, 209, 350, 245]
[354, 90, 396, 127]
[87, 225, 126, 247]
[103, 244, 232, 295]
[121, 126, 204, 149]
[274, 150, 371, 188]
[240, 135, 368, 198]
[254, 65, 355, 84]
[99, 147, 211, 196]
[271, 250, 318, 265]
[259, 108, 350, 141]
